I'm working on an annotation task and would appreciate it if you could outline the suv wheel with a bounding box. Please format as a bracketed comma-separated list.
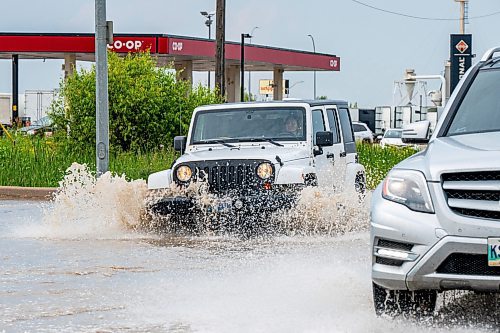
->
[372, 283, 437, 317]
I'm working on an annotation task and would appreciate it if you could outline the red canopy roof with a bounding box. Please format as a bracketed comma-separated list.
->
[0, 33, 340, 72]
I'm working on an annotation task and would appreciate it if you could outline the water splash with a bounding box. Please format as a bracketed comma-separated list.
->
[26, 162, 370, 238]
[273, 187, 371, 235]
[36, 163, 148, 239]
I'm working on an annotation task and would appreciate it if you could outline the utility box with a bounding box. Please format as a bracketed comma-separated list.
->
[0, 94, 11, 125]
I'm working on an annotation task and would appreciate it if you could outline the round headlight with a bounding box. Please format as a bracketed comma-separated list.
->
[176, 165, 192, 182]
[256, 162, 273, 180]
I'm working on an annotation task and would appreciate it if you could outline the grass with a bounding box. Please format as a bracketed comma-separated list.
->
[0, 135, 176, 187]
[0, 135, 417, 189]
[356, 142, 420, 189]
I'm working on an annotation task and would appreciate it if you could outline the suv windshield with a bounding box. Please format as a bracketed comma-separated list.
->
[384, 129, 402, 138]
[352, 124, 367, 132]
[447, 68, 500, 136]
[191, 107, 307, 144]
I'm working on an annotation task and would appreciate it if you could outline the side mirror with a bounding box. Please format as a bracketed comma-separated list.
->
[402, 120, 430, 144]
[174, 136, 187, 153]
[315, 131, 334, 147]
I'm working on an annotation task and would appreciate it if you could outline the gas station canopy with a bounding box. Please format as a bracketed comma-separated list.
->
[0, 33, 340, 72]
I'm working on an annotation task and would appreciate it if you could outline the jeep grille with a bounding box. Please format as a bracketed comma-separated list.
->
[174, 159, 275, 194]
[442, 171, 500, 221]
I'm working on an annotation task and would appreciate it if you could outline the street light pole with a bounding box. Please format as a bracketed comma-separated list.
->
[248, 26, 259, 99]
[240, 33, 251, 102]
[201, 11, 215, 88]
[288, 80, 304, 98]
[95, 0, 110, 176]
[307, 34, 316, 99]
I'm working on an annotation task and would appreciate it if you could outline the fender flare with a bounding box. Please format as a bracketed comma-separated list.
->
[345, 162, 366, 189]
[275, 165, 315, 185]
[148, 169, 173, 190]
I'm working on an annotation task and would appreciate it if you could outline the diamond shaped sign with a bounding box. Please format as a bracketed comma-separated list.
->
[456, 40, 469, 54]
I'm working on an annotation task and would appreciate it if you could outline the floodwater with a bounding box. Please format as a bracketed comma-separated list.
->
[0, 165, 499, 332]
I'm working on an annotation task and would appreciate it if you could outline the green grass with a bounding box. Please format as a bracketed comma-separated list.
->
[0, 135, 176, 187]
[0, 135, 417, 189]
[357, 142, 420, 189]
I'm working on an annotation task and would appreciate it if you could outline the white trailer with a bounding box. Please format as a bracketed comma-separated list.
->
[0, 94, 11, 125]
[22, 90, 57, 122]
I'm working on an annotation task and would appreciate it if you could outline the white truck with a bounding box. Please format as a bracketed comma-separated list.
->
[147, 100, 366, 231]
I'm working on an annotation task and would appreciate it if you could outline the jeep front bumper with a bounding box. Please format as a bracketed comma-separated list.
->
[149, 192, 298, 216]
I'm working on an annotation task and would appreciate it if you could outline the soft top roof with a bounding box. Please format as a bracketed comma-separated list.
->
[208, 99, 349, 108]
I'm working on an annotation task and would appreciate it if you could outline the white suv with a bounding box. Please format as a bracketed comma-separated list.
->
[352, 121, 374, 143]
[148, 100, 366, 230]
[371, 47, 500, 316]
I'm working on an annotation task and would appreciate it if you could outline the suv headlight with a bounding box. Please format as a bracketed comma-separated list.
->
[256, 162, 273, 180]
[176, 165, 192, 182]
[382, 169, 434, 213]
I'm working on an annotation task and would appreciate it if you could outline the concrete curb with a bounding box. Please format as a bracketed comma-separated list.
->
[0, 186, 57, 201]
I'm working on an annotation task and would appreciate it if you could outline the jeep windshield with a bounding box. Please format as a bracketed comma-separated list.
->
[191, 107, 307, 144]
[446, 67, 500, 136]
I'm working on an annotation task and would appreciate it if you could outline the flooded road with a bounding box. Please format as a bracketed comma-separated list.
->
[1, 200, 498, 332]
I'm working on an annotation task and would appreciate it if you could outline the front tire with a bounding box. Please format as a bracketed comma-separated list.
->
[372, 283, 437, 317]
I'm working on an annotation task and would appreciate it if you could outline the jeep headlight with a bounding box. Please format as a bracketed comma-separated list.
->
[256, 162, 273, 180]
[176, 165, 192, 182]
[382, 169, 434, 213]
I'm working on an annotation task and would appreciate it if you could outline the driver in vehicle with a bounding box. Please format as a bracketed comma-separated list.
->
[284, 115, 302, 136]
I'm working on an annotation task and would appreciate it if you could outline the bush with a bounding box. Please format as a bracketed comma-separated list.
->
[50, 51, 223, 152]
[357, 143, 419, 189]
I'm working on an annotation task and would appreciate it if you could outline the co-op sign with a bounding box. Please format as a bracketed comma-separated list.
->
[107, 37, 155, 52]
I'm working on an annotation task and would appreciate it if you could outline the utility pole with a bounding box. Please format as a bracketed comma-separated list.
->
[95, 0, 111, 176]
[455, 0, 469, 34]
[215, 0, 226, 98]
[307, 34, 316, 99]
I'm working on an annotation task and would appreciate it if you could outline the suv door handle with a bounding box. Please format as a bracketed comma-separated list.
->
[340, 151, 346, 157]
[326, 153, 335, 159]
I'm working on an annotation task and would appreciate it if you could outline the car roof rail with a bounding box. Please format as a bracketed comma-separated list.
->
[481, 46, 500, 62]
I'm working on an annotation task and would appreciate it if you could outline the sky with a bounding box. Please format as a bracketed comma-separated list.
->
[1, 0, 500, 108]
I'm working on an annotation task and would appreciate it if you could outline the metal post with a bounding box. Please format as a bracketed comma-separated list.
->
[240, 34, 251, 102]
[202, 11, 215, 89]
[240, 34, 245, 102]
[307, 34, 316, 99]
[248, 26, 259, 99]
[12, 55, 19, 125]
[95, 0, 109, 176]
[208, 23, 211, 88]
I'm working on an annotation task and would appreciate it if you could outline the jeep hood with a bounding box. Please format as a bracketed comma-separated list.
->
[175, 145, 309, 165]
[397, 132, 500, 181]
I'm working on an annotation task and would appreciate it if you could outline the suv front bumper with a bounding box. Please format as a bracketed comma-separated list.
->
[371, 186, 500, 292]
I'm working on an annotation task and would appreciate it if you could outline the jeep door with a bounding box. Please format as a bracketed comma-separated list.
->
[312, 107, 345, 190]
[325, 106, 347, 191]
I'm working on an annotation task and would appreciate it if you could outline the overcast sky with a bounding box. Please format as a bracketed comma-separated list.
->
[1, 0, 500, 107]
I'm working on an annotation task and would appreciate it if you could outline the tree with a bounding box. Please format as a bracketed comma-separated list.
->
[50, 52, 223, 152]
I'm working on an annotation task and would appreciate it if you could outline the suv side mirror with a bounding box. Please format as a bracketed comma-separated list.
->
[315, 131, 334, 147]
[402, 121, 430, 144]
[174, 136, 187, 153]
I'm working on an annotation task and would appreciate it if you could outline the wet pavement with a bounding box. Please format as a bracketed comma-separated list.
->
[1, 200, 499, 332]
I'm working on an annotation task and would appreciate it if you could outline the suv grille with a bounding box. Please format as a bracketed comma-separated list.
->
[442, 171, 500, 221]
[174, 159, 274, 194]
[437, 253, 500, 276]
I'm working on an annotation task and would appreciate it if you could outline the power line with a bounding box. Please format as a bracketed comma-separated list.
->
[350, 0, 500, 21]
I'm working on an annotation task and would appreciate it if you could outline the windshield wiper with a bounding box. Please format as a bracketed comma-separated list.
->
[196, 139, 237, 148]
[237, 137, 284, 147]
